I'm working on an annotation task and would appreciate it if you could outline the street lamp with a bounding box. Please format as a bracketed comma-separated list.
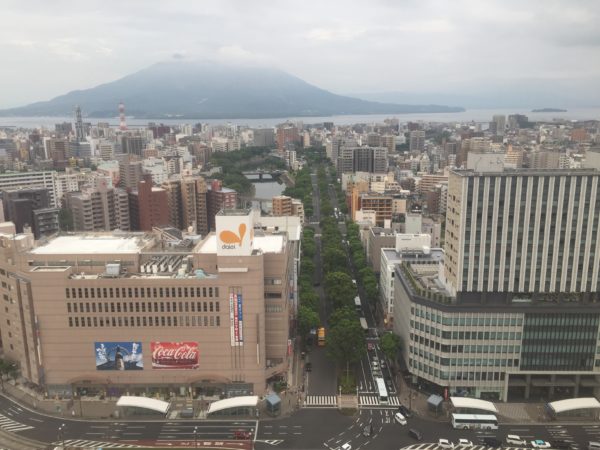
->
[194, 425, 198, 449]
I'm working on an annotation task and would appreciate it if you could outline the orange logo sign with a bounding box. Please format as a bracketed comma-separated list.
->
[220, 223, 247, 246]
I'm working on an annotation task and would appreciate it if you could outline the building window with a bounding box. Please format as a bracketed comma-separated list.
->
[215, 302, 220, 312]
[65, 288, 70, 299]
[67, 303, 71, 313]
[216, 316, 220, 326]
[68, 317, 73, 327]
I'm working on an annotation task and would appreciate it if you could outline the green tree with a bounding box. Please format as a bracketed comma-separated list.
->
[326, 318, 366, 370]
[322, 247, 347, 274]
[58, 207, 74, 231]
[380, 332, 401, 362]
[298, 305, 320, 337]
[299, 290, 319, 311]
[324, 272, 355, 309]
[329, 306, 358, 328]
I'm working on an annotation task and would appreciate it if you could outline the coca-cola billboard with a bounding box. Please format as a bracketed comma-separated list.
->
[150, 341, 199, 369]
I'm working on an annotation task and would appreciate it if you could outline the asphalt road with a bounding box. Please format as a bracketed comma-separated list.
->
[0, 394, 257, 448]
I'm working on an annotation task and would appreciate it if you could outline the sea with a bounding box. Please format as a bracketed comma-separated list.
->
[1, 108, 600, 129]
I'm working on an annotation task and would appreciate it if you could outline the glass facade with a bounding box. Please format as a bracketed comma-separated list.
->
[521, 313, 599, 371]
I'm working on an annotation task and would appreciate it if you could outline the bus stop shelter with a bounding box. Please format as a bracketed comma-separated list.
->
[207, 395, 259, 417]
[116, 396, 170, 417]
[450, 397, 498, 414]
[546, 397, 600, 420]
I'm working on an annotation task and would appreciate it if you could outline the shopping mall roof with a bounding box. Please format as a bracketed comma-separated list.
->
[116, 396, 170, 414]
[450, 397, 498, 413]
[207, 396, 259, 414]
[30, 234, 152, 255]
[547, 397, 600, 414]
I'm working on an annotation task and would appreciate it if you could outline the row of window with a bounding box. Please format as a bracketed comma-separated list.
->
[411, 321, 522, 341]
[410, 346, 519, 367]
[68, 315, 221, 328]
[66, 286, 219, 300]
[411, 335, 521, 354]
[411, 307, 523, 327]
[409, 358, 507, 382]
[66, 301, 220, 314]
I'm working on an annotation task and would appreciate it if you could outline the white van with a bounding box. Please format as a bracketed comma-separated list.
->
[506, 435, 527, 446]
[588, 442, 600, 450]
[394, 412, 407, 425]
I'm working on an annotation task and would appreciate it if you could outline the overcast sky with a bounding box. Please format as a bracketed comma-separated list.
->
[1, 0, 599, 108]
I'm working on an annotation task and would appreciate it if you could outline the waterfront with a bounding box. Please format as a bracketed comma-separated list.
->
[2, 107, 600, 129]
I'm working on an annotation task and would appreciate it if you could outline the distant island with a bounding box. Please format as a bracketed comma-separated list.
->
[531, 108, 567, 112]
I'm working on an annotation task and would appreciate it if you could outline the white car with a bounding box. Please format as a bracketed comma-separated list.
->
[531, 440, 551, 449]
[340, 443, 352, 450]
[438, 439, 454, 449]
[457, 439, 473, 447]
[394, 412, 407, 425]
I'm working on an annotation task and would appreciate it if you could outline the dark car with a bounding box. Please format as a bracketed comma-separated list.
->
[482, 437, 503, 447]
[398, 404, 412, 418]
[305, 362, 312, 372]
[408, 429, 422, 441]
[551, 440, 574, 449]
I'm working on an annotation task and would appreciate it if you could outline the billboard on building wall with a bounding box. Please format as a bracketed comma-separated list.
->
[229, 292, 244, 347]
[95, 342, 143, 370]
[150, 341, 199, 369]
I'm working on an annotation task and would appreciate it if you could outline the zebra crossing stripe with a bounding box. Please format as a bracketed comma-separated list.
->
[59, 440, 139, 448]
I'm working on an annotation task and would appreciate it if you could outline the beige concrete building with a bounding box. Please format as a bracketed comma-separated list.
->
[0, 209, 297, 399]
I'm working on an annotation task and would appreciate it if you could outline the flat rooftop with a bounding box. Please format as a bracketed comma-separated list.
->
[30, 234, 152, 255]
[452, 168, 600, 177]
[383, 247, 444, 264]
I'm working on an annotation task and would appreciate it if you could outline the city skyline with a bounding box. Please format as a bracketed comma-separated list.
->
[1, 0, 600, 109]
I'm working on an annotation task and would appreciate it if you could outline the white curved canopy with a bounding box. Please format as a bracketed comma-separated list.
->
[207, 395, 259, 414]
[116, 396, 170, 414]
[450, 397, 498, 413]
[548, 397, 600, 414]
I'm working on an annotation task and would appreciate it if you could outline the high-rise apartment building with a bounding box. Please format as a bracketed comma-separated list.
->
[119, 133, 145, 157]
[0, 188, 57, 237]
[67, 182, 130, 232]
[492, 115, 506, 136]
[117, 153, 143, 190]
[253, 128, 275, 147]
[276, 123, 300, 153]
[161, 175, 209, 235]
[129, 174, 169, 232]
[336, 147, 388, 174]
[409, 130, 425, 152]
[393, 168, 600, 401]
[207, 180, 237, 230]
[0, 171, 59, 207]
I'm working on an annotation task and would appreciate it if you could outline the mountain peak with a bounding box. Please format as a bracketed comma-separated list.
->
[0, 61, 464, 119]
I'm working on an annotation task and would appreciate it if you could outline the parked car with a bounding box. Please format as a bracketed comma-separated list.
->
[438, 439, 454, 449]
[179, 408, 194, 418]
[457, 439, 473, 447]
[408, 429, 422, 441]
[234, 430, 252, 440]
[305, 362, 312, 372]
[394, 412, 407, 425]
[482, 437, 502, 447]
[531, 440, 551, 449]
[398, 404, 412, 418]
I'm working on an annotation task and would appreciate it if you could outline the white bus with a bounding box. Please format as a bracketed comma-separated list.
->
[359, 317, 368, 333]
[451, 413, 498, 430]
[354, 296, 362, 313]
[375, 377, 388, 404]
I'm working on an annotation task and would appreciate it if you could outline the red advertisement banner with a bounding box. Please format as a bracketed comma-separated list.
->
[151, 341, 199, 369]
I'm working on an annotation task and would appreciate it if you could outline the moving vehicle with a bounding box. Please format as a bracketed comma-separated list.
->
[375, 377, 388, 404]
[506, 435, 528, 446]
[317, 327, 326, 346]
[398, 404, 412, 418]
[408, 429, 422, 441]
[482, 437, 502, 447]
[179, 407, 194, 418]
[339, 443, 351, 450]
[551, 440, 573, 450]
[457, 439, 473, 447]
[531, 440, 551, 449]
[363, 424, 373, 437]
[359, 317, 369, 334]
[589, 442, 600, 450]
[451, 413, 498, 430]
[234, 430, 252, 440]
[438, 439, 454, 449]
[354, 296, 362, 313]
[367, 342, 374, 351]
[394, 412, 407, 425]
[352, 279, 357, 286]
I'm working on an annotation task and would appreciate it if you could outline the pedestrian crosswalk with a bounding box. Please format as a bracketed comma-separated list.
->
[53, 439, 140, 448]
[303, 394, 401, 407]
[359, 394, 400, 406]
[402, 444, 529, 450]
[548, 424, 580, 450]
[0, 413, 33, 432]
[304, 395, 338, 407]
